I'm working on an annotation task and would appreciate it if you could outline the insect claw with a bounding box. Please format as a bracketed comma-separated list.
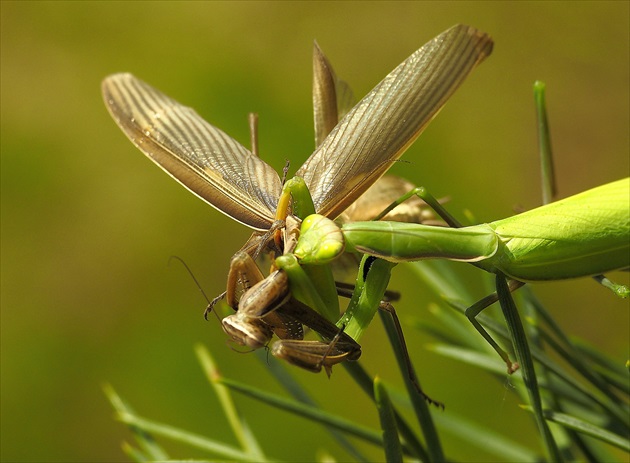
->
[429, 397, 445, 410]
[592, 274, 630, 298]
[205, 292, 226, 320]
[507, 362, 520, 374]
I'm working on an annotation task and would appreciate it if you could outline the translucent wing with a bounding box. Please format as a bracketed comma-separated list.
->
[312, 41, 355, 147]
[312, 41, 338, 148]
[342, 175, 440, 224]
[102, 73, 282, 230]
[297, 24, 493, 219]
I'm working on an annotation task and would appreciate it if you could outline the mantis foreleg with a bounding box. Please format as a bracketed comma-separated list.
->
[219, 250, 360, 372]
[338, 255, 442, 406]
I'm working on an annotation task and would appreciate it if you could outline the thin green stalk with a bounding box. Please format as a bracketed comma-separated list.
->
[103, 384, 169, 461]
[379, 309, 444, 462]
[217, 375, 418, 458]
[195, 345, 266, 460]
[253, 349, 369, 462]
[342, 361, 428, 461]
[116, 412, 269, 462]
[496, 274, 562, 461]
[374, 377, 403, 463]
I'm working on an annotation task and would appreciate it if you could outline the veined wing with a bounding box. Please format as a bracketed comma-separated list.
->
[297, 24, 493, 219]
[312, 41, 355, 148]
[102, 73, 282, 230]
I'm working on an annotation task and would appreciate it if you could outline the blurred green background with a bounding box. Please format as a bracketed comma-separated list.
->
[2, 2, 628, 461]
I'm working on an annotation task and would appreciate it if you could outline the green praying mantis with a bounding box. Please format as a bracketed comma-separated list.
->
[240, 89, 629, 415]
[294, 176, 629, 373]
[214, 71, 629, 389]
[102, 25, 493, 388]
[102, 16, 630, 420]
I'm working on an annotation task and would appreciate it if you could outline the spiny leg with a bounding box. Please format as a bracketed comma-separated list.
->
[270, 304, 361, 377]
[165, 255, 225, 322]
[372, 185, 462, 228]
[205, 291, 226, 320]
[465, 279, 525, 374]
[314, 323, 357, 377]
[335, 255, 443, 407]
[271, 337, 361, 376]
[248, 112, 259, 157]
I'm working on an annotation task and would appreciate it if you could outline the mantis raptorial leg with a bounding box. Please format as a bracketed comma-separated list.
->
[221, 250, 362, 375]
[214, 212, 361, 374]
[342, 255, 444, 408]
[274, 233, 445, 406]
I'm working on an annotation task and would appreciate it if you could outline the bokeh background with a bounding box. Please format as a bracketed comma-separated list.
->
[2, 2, 628, 461]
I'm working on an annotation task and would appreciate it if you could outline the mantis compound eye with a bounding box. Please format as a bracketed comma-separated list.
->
[294, 214, 345, 265]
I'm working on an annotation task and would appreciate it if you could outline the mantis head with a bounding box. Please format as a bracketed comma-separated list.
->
[294, 214, 345, 265]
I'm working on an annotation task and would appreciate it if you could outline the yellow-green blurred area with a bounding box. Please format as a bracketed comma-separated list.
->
[2, 1, 628, 461]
